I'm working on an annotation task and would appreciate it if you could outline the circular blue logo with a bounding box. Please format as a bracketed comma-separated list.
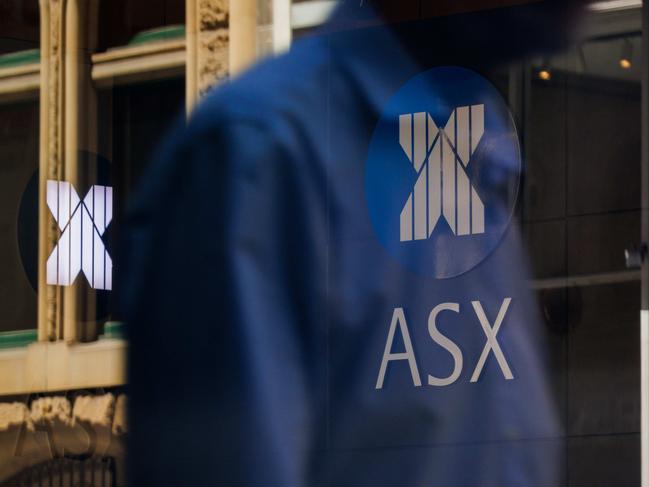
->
[365, 67, 521, 279]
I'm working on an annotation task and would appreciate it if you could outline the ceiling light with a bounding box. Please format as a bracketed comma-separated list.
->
[537, 58, 552, 81]
[619, 38, 633, 69]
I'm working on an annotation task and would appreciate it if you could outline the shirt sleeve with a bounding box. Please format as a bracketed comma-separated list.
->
[119, 113, 325, 487]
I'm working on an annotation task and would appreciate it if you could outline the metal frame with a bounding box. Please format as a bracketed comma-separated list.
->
[640, 1, 648, 485]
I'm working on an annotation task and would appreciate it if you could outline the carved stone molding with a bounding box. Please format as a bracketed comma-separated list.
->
[38, 0, 66, 341]
[0, 394, 126, 483]
[46, 0, 64, 185]
[197, 24, 229, 96]
[0, 403, 31, 432]
[198, 0, 229, 95]
[186, 0, 229, 111]
[186, 0, 260, 112]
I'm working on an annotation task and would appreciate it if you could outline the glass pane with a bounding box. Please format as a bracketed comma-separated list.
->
[0, 100, 38, 332]
[525, 5, 642, 484]
[0, 0, 39, 334]
[0, 2, 645, 486]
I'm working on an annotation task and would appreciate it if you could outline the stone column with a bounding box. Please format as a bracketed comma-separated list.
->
[38, 0, 66, 342]
[38, 0, 98, 343]
[229, 0, 257, 74]
[186, 0, 258, 113]
[186, 0, 229, 113]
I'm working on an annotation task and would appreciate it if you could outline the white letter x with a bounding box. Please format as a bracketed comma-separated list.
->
[46, 180, 113, 290]
[470, 298, 514, 382]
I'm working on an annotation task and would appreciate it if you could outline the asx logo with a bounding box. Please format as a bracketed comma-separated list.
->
[46, 180, 113, 291]
[365, 67, 521, 278]
[399, 105, 485, 242]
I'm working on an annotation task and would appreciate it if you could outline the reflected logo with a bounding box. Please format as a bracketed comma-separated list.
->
[365, 67, 521, 278]
[399, 106, 485, 242]
[46, 180, 113, 290]
[376, 298, 514, 390]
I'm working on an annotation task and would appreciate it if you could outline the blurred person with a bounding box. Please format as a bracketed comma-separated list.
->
[119, 1, 585, 485]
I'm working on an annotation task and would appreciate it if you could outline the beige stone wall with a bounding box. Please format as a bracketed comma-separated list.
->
[0, 393, 127, 484]
[186, 0, 258, 111]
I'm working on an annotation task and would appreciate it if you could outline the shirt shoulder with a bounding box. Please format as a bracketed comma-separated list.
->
[189, 37, 334, 138]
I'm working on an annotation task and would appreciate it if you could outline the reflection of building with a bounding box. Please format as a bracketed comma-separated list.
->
[0, 1, 330, 483]
[0, 0, 645, 485]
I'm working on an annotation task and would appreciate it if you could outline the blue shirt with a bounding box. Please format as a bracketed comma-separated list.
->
[121, 4, 564, 486]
